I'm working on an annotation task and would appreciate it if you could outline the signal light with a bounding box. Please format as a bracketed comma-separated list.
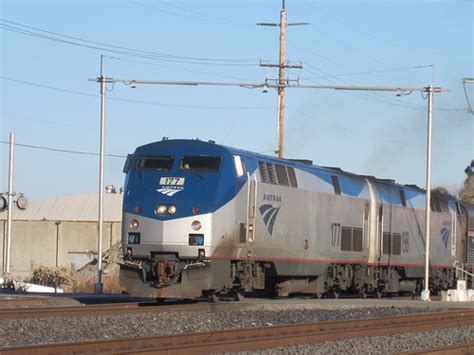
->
[16, 195, 28, 210]
[192, 208, 199, 215]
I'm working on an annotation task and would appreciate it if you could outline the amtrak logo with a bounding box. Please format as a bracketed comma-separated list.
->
[157, 177, 185, 197]
[441, 225, 451, 249]
[157, 187, 183, 196]
[259, 204, 281, 235]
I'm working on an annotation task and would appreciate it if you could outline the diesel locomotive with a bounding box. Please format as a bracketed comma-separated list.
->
[119, 139, 474, 299]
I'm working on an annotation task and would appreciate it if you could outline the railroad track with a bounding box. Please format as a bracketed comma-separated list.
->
[2, 309, 473, 354]
[0, 301, 210, 320]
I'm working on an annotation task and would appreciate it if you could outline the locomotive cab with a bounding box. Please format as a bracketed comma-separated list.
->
[119, 139, 246, 297]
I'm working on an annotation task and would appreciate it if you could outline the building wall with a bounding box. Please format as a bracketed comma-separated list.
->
[1, 220, 122, 278]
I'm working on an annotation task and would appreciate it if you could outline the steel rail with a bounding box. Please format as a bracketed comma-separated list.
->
[2, 310, 473, 354]
[0, 302, 209, 320]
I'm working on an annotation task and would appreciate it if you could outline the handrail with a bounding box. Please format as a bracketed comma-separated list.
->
[454, 263, 474, 278]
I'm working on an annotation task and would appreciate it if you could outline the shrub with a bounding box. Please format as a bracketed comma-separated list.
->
[30, 266, 77, 289]
[74, 275, 123, 294]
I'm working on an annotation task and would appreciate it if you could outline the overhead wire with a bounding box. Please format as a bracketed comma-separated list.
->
[0, 19, 258, 66]
[302, 64, 436, 81]
[132, 0, 253, 26]
[110, 56, 254, 82]
[301, 63, 467, 112]
[0, 140, 126, 158]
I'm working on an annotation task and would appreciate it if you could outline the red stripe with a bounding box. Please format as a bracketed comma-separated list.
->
[209, 255, 453, 269]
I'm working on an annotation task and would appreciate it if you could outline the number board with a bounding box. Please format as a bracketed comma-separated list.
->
[159, 177, 185, 186]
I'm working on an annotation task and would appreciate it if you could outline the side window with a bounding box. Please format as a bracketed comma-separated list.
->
[258, 161, 269, 183]
[287, 167, 298, 188]
[332, 175, 341, 195]
[275, 164, 289, 186]
[431, 197, 441, 212]
[399, 189, 406, 207]
[439, 199, 449, 213]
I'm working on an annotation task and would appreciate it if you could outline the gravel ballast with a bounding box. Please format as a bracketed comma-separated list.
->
[0, 302, 472, 353]
[236, 326, 474, 354]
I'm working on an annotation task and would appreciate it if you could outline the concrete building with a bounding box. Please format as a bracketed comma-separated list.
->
[0, 193, 122, 278]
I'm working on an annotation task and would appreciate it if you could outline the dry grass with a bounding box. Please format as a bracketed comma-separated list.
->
[30, 266, 77, 290]
[28, 266, 123, 294]
[73, 275, 124, 294]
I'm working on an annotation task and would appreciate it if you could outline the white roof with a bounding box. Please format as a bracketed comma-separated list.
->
[0, 193, 122, 222]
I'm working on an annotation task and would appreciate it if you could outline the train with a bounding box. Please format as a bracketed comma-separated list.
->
[119, 138, 474, 299]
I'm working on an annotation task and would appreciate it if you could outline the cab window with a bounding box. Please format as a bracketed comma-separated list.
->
[136, 156, 173, 171]
[180, 156, 221, 172]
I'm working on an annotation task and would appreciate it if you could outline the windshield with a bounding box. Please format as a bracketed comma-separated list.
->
[136, 156, 174, 171]
[179, 156, 221, 172]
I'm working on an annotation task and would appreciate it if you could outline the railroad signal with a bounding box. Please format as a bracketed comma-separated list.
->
[0, 196, 6, 212]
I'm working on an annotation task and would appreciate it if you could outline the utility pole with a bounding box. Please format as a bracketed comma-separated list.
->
[95, 54, 106, 294]
[5, 133, 15, 277]
[258, 1, 308, 158]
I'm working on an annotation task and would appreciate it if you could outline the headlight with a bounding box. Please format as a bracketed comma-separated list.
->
[167, 205, 177, 214]
[191, 220, 202, 231]
[130, 219, 139, 229]
[155, 205, 167, 215]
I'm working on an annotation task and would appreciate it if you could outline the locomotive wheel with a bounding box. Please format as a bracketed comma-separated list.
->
[314, 293, 323, 299]
[233, 291, 245, 302]
[211, 293, 220, 303]
[359, 290, 368, 299]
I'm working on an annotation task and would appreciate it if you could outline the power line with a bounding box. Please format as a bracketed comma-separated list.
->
[132, 0, 253, 26]
[1, 76, 274, 110]
[0, 140, 126, 158]
[301, 63, 467, 112]
[299, 65, 424, 110]
[0, 19, 258, 66]
[112, 56, 254, 82]
[303, 64, 436, 80]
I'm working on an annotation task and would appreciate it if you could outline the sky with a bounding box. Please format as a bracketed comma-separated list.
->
[0, 0, 473, 202]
